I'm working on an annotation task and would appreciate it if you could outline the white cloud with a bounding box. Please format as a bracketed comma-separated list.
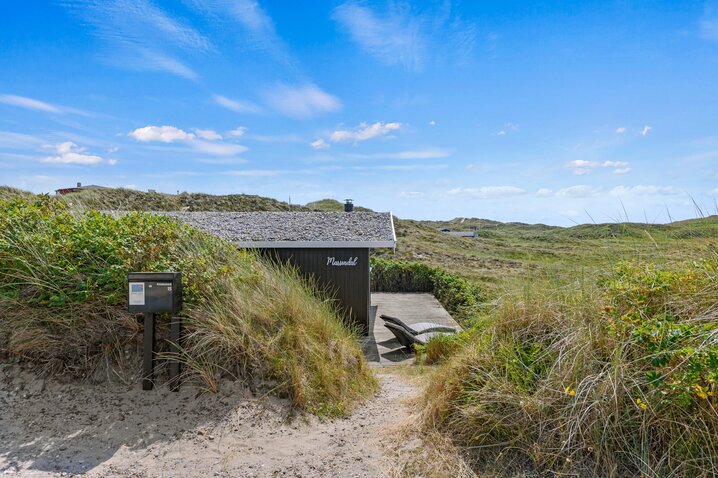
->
[0, 94, 61, 113]
[194, 129, 222, 140]
[566, 159, 631, 175]
[330, 122, 401, 143]
[710, 188, 718, 195]
[610, 185, 677, 196]
[429, 120, 437, 126]
[43, 142, 106, 165]
[447, 186, 525, 199]
[213, 94, 262, 113]
[536, 188, 554, 197]
[555, 185, 602, 198]
[641, 125, 652, 136]
[345, 148, 452, 160]
[311, 138, 330, 150]
[227, 126, 248, 138]
[129, 124, 247, 156]
[264, 84, 341, 118]
[129, 125, 195, 143]
[616, 127, 626, 134]
[566, 159, 599, 175]
[496, 130, 506, 136]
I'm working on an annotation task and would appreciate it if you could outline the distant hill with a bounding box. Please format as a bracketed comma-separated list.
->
[0, 186, 33, 200]
[304, 198, 373, 212]
[58, 188, 309, 212]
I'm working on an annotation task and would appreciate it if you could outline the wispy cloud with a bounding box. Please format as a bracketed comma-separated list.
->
[555, 185, 602, 198]
[333, 2, 425, 70]
[263, 84, 341, 119]
[345, 148, 452, 160]
[566, 159, 631, 175]
[63, 0, 210, 79]
[212, 94, 263, 114]
[0, 94, 91, 116]
[333, 1, 475, 71]
[227, 127, 248, 138]
[447, 186, 525, 198]
[330, 122, 401, 143]
[184, 0, 289, 62]
[610, 185, 677, 196]
[311, 138, 330, 150]
[641, 125, 652, 136]
[373, 164, 447, 171]
[0, 94, 61, 113]
[399, 191, 425, 198]
[194, 129, 222, 140]
[615, 127, 626, 134]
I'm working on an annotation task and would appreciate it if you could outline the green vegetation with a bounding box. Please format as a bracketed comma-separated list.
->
[304, 198, 373, 212]
[380, 215, 718, 291]
[61, 187, 308, 212]
[0, 186, 32, 200]
[370, 257, 483, 325]
[422, 254, 718, 476]
[0, 195, 376, 415]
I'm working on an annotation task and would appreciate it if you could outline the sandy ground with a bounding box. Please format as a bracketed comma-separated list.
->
[0, 365, 417, 477]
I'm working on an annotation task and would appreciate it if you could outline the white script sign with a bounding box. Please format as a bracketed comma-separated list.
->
[327, 256, 358, 266]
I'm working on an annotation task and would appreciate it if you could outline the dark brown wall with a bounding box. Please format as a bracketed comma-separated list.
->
[261, 248, 370, 335]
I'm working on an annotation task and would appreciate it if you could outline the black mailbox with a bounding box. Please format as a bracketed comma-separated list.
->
[128, 272, 182, 314]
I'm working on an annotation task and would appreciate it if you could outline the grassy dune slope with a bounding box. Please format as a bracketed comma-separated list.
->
[379, 216, 718, 291]
[61, 188, 309, 212]
[0, 195, 376, 415]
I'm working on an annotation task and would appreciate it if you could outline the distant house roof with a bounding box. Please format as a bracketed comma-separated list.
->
[55, 184, 108, 195]
[161, 211, 396, 248]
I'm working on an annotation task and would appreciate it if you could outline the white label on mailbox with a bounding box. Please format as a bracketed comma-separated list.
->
[129, 282, 145, 306]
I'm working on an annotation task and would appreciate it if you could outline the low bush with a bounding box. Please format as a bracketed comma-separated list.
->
[370, 257, 483, 325]
[0, 195, 376, 415]
[423, 258, 718, 477]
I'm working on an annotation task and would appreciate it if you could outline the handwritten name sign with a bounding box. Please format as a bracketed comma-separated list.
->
[327, 256, 358, 266]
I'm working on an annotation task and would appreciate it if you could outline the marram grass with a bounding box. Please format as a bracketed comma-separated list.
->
[0, 195, 376, 415]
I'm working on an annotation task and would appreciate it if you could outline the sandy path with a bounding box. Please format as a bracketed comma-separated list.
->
[0, 368, 415, 477]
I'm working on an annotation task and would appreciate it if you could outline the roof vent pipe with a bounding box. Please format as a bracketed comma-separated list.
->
[344, 199, 354, 212]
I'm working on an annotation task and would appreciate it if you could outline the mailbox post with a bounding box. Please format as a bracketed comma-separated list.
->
[128, 272, 183, 391]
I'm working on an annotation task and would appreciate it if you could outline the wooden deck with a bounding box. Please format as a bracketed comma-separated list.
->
[361, 293, 460, 367]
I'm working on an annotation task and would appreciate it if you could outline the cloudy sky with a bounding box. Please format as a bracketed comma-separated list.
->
[1, 1, 717, 225]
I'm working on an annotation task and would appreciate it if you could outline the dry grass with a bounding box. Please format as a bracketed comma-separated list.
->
[0, 195, 377, 415]
[420, 259, 718, 477]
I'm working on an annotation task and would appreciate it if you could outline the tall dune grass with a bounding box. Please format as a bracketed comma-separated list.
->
[0, 195, 376, 414]
[422, 257, 718, 477]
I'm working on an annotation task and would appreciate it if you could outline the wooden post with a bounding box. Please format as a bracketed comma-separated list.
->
[142, 312, 155, 390]
[169, 316, 182, 391]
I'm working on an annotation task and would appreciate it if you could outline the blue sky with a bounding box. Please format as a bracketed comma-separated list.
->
[1, 0, 717, 225]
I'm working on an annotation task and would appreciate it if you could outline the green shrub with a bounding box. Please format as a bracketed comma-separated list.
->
[370, 257, 483, 325]
[423, 258, 718, 477]
[0, 195, 376, 415]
